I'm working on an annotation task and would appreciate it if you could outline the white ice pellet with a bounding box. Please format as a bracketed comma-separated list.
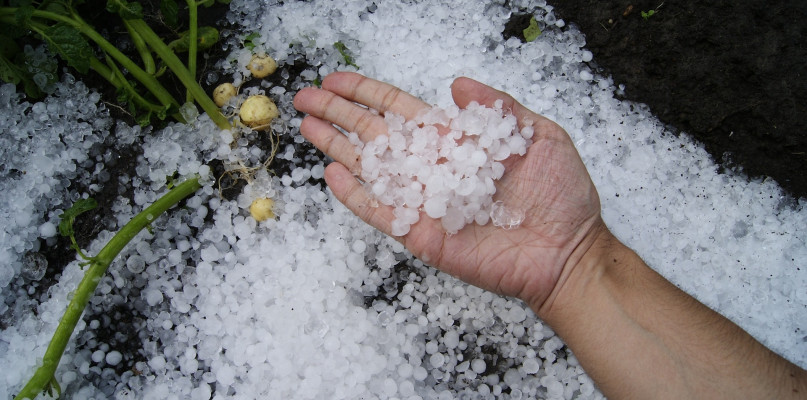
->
[200, 245, 220, 262]
[423, 197, 447, 219]
[441, 208, 466, 234]
[413, 366, 428, 381]
[471, 359, 487, 374]
[490, 200, 525, 229]
[149, 355, 166, 371]
[39, 222, 57, 237]
[522, 358, 540, 374]
[543, 377, 565, 397]
[311, 164, 325, 179]
[354, 102, 531, 235]
[190, 384, 212, 400]
[425, 341, 439, 354]
[127, 255, 146, 274]
[382, 378, 398, 397]
[144, 288, 163, 306]
[91, 350, 105, 363]
[509, 305, 528, 323]
[443, 330, 460, 349]
[105, 351, 123, 366]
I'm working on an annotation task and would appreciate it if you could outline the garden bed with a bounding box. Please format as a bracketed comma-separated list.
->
[1, 0, 804, 399]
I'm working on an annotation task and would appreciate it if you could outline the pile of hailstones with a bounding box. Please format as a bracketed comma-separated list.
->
[349, 100, 533, 236]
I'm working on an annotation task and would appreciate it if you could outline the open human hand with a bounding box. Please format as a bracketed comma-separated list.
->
[293, 72, 605, 312]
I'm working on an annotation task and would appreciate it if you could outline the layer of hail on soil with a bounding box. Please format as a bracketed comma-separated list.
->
[1, 0, 805, 399]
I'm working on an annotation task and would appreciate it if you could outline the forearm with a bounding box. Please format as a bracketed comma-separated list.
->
[536, 226, 807, 399]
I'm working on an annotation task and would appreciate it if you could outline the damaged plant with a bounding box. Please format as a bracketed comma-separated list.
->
[0, 0, 230, 128]
[14, 176, 202, 400]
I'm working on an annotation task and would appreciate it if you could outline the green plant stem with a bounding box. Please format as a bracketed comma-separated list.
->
[126, 19, 230, 130]
[21, 17, 177, 123]
[97, 55, 181, 121]
[123, 19, 156, 75]
[88, 57, 118, 86]
[185, 0, 198, 104]
[0, 8, 179, 111]
[14, 177, 202, 400]
[93, 56, 160, 112]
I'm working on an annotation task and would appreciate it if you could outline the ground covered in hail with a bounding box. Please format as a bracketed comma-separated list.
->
[1, 0, 805, 399]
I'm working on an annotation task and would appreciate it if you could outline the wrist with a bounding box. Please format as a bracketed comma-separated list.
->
[531, 220, 626, 321]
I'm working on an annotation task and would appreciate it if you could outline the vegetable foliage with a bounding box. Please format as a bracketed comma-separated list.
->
[0, 0, 231, 128]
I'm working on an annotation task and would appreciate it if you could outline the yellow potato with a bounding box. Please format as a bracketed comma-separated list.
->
[240, 95, 279, 130]
[249, 197, 275, 221]
[213, 83, 237, 107]
[247, 54, 277, 78]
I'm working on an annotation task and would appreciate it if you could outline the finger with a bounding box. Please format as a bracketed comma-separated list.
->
[299, 116, 362, 175]
[321, 72, 428, 120]
[294, 86, 389, 143]
[324, 162, 394, 235]
[324, 162, 450, 250]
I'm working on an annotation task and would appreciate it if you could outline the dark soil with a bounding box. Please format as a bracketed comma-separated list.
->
[543, 1, 807, 200]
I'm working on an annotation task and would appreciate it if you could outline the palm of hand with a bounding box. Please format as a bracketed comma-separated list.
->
[294, 72, 602, 309]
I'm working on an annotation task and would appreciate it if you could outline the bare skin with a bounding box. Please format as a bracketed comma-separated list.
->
[293, 71, 807, 399]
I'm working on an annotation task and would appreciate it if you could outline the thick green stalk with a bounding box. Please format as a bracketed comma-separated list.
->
[23, 17, 177, 123]
[25, 19, 178, 123]
[126, 19, 230, 130]
[97, 55, 183, 123]
[93, 56, 166, 114]
[123, 18, 156, 75]
[0, 8, 179, 111]
[14, 177, 202, 400]
[88, 57, 118, 86]
[185, 0, 198, 104]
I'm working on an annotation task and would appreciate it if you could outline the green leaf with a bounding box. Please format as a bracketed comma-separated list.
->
[165, 171, 179, 189]
[196, 26, 219, 49]
[46, 376, 61, 397]
[42, 22, 93, 74]
[0, 52, 24, 85]
[41, 1, 71, 16]
[115, 82, 132, 103]
[155, 103, 171, 120]
[333, 41, 359, 68]
[160, 0, 179, 27]
[21, 78, 44, 97]
[0, 34, 20, 58]
[0, 36, 25, 86]
[58, 198, 98, 238]
[199, 0, 215, 7]
[523, 16, 542, 42]
[14, 2, 34, 27]
[243, 31, 259, 51]
[135, 110, 152, 126]
[168, 26, 219, 52]
[106, 0, 143, 19]
[1, 33, 51, 97]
